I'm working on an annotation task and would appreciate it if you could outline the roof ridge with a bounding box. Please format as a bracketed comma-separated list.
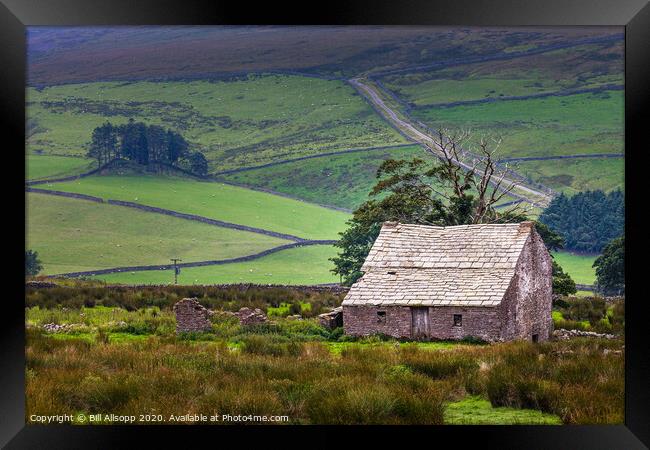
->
[384, 221, 529, 229]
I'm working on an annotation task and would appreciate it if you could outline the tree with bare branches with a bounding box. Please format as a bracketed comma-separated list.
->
[331, 129, 552, 285]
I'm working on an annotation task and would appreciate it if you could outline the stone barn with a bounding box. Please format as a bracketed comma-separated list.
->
[342, 221, 552, 342]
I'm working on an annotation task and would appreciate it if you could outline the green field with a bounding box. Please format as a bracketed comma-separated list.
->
[552, 250, 598, 285]
[37, 175, 350, 240]
[26, 154, 95, 180]
[511, 158, 624, 194]
[222, 145, 432, 210]
[222, 144, 519, 210]
[410, 90, 623, 159]
[27, 75, 407, 171]
[26, 193, 288, 275]
[91, 244, 339, 285]
[381, 42, 623, 106]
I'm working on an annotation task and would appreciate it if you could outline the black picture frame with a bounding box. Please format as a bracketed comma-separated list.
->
[2, 0, 648, 447]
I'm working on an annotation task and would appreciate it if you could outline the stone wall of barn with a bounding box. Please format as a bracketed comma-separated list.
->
[499, 228, 553, 342]
[426, 306, 502, 342]
[343, 305, 503, 341]
[343, 305, 412, 338]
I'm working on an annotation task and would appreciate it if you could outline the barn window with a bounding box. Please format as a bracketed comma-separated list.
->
[453, 314, 462, 327]
[532, 334, 539, 343]
[377, 311, 386, 323]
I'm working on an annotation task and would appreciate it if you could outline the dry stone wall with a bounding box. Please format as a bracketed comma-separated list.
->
[233, 307, 268, 325]
[173, 298, 212, 333]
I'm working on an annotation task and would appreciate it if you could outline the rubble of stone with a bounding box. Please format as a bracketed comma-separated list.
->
[26, 280, 59, 289]
[41, 323, 76, 333]
[234, 307, 268, 325]
[173, 298, 212, 333]
[287, 314, 303, 320]
[553, 329, 617, 340]
[318, 306, 343, 329]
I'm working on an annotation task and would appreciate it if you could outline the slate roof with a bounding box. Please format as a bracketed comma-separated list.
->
[342, 221, 535, 307]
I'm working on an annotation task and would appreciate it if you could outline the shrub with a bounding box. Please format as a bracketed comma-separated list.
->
[328, 327, 344, 341]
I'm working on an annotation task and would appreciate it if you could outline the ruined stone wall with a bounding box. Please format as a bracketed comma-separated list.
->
[173, 298, 212, 333]
[499, 229, 553, 341]
[343, 305, 412, 338]
[427, 306, 502, 342]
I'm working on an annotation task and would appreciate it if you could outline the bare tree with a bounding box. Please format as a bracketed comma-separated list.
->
[428, 128, 533, 224]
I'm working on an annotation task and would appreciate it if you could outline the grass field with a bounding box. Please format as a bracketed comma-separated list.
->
[90, 245, 339, 285]
[26, 154, 95, 180]
[377, 40, 623, 170]
[221, 145, 519, 210]
[26, 193, 288, 275]
[381, 42, 622, 106]
[410, 90, 623, 159]
[27, 75, 407, 171]
[510, 158, 624, 194]
[221, 145, 431, 210]
[552, 250, 598, 285]
[36, 175, 350, 240]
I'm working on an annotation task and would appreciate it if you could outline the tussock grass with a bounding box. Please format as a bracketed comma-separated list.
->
[26, 324, 623, 424]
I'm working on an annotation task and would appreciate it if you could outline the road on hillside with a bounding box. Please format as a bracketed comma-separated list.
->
[349, 78, 554, 208]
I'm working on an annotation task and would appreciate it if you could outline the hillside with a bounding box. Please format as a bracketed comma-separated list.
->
[27, 75, 407, 172]
[34, 175, 350, 240]
[372, 40, 624, 195]
[28, 26, 620, 85]
[26, 192, 290, 275]
[25, 26, 624, 286]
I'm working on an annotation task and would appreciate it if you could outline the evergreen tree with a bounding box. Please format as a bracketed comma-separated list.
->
[167, 131, 188, 163]
[593, 235, 625, 295]
[92, 120, 196, 170]
[87, 122, 118, 166]
[552, 260, 577, 295]
[539, 190, 624, 253]
[25, 250, 43, 277]
[187, 151, 208, 176]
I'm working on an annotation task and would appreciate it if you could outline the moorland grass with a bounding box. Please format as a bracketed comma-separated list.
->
[26, 154, 95, 180]
[37, 175, 350, 240]
[25, 324, 623, 425]
[26, 75, 407, 170]
[90, 245, 340, 285]
[26, 192, 288, 275]
[25, 283, 345, 312]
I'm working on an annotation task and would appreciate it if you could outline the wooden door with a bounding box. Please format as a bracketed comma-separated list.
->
[411, 307, 429, 339]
